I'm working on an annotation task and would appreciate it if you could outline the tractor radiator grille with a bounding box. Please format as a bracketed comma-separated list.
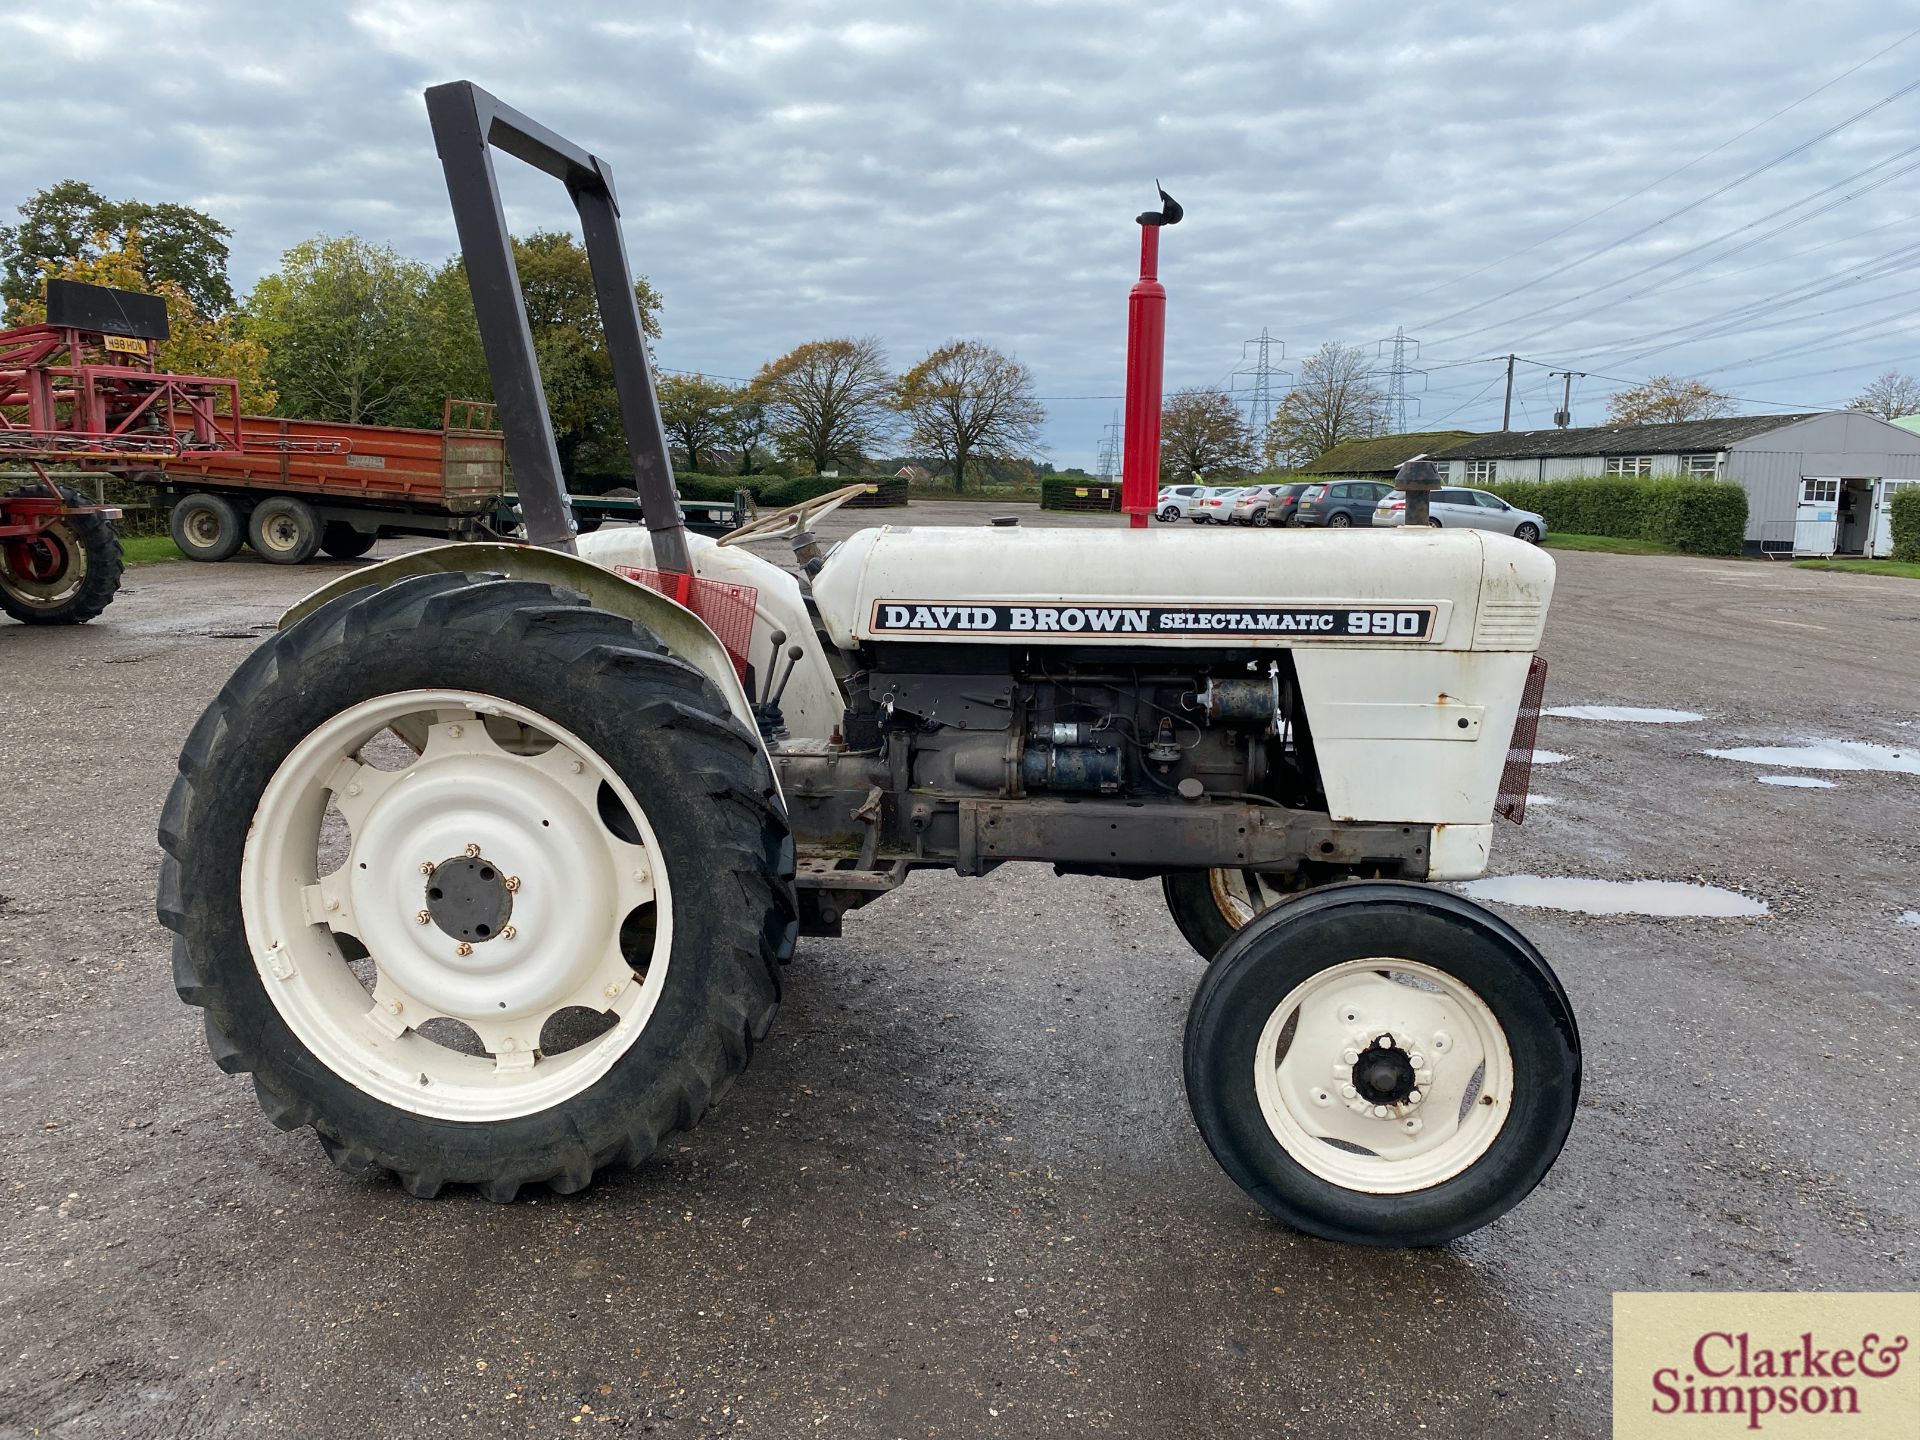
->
[612, 566, 758, 682]
[1496, 656, 1548, 824]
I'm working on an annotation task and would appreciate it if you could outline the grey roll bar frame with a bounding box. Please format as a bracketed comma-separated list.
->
[424, 80, 690, 572]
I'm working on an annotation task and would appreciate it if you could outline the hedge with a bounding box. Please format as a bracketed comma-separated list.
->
[1040, 477, 1122, 512]
[1891, 485, 1920, 563]
[1480, 475, 1748, 556]
[573, 471, 906, 507]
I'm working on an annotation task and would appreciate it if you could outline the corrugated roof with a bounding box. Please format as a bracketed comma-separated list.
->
[1890, 414, 1920, 434]
[1299, 431, 1476, 474]
[1434, 414, 1819, 461]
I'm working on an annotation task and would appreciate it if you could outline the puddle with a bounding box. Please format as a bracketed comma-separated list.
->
[1546, 705, 1702, 723]
[1756, 774, 1836, 789]
[1531, 749, 1570, 765]
[1703, 741, 1920, 776]
[1459, 876, 1769, 918]
[1528, 795, 1558, 807]
[1899, 911, 1920, 928]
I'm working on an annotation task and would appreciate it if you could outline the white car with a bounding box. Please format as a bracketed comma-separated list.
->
[1187, 486, 1249, 523]
[1374, 487, 1546, 543]
[1155, 484, 1208, 522]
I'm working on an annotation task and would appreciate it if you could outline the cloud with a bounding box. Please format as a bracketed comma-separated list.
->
[1, 0, 1913, 465]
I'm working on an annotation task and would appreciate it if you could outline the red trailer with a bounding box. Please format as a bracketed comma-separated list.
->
[147, 397, 507, 563]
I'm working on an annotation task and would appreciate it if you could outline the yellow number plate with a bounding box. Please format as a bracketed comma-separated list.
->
[104, 335, 146, 354]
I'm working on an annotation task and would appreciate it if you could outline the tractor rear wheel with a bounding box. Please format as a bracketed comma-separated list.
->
[158, 573, 797, 1199]
[1184, 882, 1578, 1245]
[247, 495, 322, 564]
[1163, 868, 1299, 960]
[170, 493, 244, 562]
[0, 484, 123, 625]
[320, 523, 378, 559]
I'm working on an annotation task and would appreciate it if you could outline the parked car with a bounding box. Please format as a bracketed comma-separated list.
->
[1228, 483, 1305, 526]
[1156, 484, 1208, 522]
[1372, 487, 1546, 543]
[1292, 479, 1393, 528]
[1188, 486, 1249, 523]
[1256, 481, 1313, 526]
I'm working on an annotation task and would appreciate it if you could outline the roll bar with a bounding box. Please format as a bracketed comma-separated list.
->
[423, 80, 689, 571]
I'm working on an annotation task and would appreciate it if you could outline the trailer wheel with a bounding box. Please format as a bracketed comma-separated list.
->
[1163, 869, 1297, 960]
[158, 573, 797, 1200]
[1184, 882, 1578, 1245]
[320, 523, 378, 560]
[170, 493, 244, 562]
[247, 496, 322, 564]
[0, 484, 123, 625]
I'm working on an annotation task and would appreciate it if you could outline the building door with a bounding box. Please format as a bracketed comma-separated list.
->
[1872, 478, 1917, 558]
[1794, 478, 1840, 556]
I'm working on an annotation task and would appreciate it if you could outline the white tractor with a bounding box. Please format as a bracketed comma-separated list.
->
[158, 84, 1578, 1246]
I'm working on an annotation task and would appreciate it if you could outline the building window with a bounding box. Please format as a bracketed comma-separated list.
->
[1683, 454, 1720, 475]
[1464, 459, 1498, 483]
[1800, 478, 1839, 504]
[1604, 455, 1656, 475]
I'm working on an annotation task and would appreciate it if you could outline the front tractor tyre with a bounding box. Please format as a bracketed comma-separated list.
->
[247, 495, 322, 564]
[1184, 882, 1579, 1245]
[157, 573, 797, 1200]
[0, 483, 124, 625]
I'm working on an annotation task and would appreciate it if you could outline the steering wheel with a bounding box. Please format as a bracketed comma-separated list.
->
[716, 482, 874, 547]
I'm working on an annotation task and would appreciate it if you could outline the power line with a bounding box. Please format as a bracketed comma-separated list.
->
[1386, 26, 1920, 323]
[1417, 66, 1920, 334]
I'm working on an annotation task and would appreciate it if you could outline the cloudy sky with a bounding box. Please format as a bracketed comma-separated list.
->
[5, 1, 1916, 468]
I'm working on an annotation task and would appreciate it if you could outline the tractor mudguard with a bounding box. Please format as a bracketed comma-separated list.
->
[278, 541, 757, 732]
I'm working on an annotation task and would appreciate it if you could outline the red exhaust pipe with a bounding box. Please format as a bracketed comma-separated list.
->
[1121, 186, 1181, 529]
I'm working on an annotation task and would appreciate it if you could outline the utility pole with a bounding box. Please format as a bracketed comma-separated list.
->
[1501, 354, 1517, 431]
[1549, 370, 1585, 429]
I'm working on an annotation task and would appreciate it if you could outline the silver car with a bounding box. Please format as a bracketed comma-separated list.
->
[1373, 487, 1546, 543]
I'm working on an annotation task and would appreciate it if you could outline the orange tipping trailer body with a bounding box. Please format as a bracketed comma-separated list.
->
[165, 401, 506, 515]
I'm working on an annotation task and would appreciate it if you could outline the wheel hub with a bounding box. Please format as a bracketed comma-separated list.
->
[1352, 1033, 1416, 1104]
[424, 852, 514, 943]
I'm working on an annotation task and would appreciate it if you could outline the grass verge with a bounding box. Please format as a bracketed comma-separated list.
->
[1541, 532, 1682, 556]
[1793, 557, 1920, 579]
[121, 535, 184, 566]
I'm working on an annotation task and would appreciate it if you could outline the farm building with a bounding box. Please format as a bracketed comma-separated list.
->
[1298, 431, 1473, 478]
[1431, 414, 1920, 558]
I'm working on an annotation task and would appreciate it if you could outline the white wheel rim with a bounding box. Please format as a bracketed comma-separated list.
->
[240, 689, 672, 1122]
[1252, 958, 1513, 1193]
[1209, 867, 1290, 927]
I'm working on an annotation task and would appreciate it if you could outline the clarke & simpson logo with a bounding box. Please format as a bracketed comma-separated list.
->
[1613, 1293, 1918, 1439]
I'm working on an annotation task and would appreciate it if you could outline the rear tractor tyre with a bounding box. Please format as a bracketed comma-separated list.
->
[1184, 882, 1579, 1245]
[157, 573, 798, 1200]
[247, 495, 322, 564]
[170, 492, 244, 562]
[1163, 868, 1303, 960]
[320, 523, 378, 560]
[0, 484, 124, 625]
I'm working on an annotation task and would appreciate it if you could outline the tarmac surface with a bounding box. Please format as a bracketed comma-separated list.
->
[2, 501, 1915, 1437]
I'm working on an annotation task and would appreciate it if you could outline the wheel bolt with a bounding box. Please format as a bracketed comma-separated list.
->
[1409, 1053, 1425, 1068]
[1340, 1084, 1357, 1100]
[346, 782, 362, 797]
[415, 910, 431, 925]
[456, 942, 473, 957]
[464, 843, 481, 858]
[325, 897, 340, 912]
[1376, 1035, 1393, 1049]
[501, 925, 516, 940]
[420, 861, 435, 875]
[1408, 1089, 1422, 1104]
[569, 760, 584, 774]
[605, 982, 621, 1000]
[1372, 1105, 1389, 1118]
[387, 1000, 403, 1015]
[1342, 1048, 1360, 1065]
[503, 875, 521, 893]
[448, 724, 464, 739]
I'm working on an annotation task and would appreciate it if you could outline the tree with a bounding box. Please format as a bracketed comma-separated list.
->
[0, 180, 233, 314]
[719, 390, 773, 473]
[1159, 387, 1256, 481]
[8, 231, 273, 411]
[1264, 342, 1387, 468]
[753, 337, 895, 474]
[423, 232, 661, 471]
[896, 340, 1045, 492]
[656, 372, 734, 473]
[243, 236, 439, 427]
[1605, 374, 1733, 424]
[1846, 370, 1920, 421]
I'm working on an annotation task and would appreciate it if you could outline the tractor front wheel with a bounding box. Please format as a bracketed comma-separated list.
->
[1184, 882, 1578, 1245]
[0, 485, 123, 625]
[158, 573, 797, 1199]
